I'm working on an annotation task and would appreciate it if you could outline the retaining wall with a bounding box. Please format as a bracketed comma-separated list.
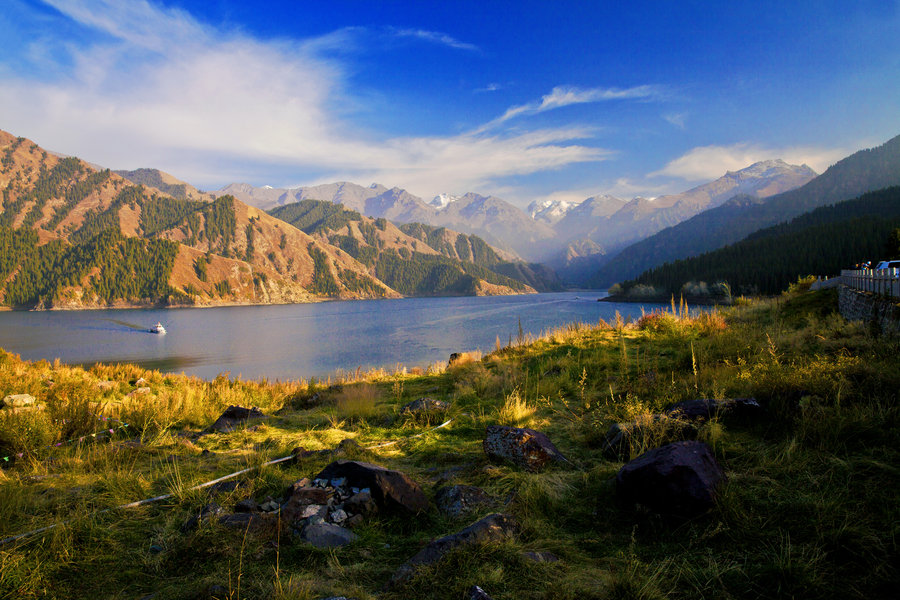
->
[838, 285, 900, 334]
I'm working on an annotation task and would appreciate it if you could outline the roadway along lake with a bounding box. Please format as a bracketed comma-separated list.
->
[0, 292, 665, 381]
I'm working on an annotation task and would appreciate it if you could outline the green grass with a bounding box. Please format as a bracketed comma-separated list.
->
[0, 287, 898, 599]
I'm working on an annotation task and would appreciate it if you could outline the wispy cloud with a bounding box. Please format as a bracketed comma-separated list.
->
[663, 112, 687, 129]
[0, 0, 613, 199]
[474, 82, 503, 93]
[482, 84, 663, 130]
[391, 28, 479, 51]
[651, 142, 851, 181]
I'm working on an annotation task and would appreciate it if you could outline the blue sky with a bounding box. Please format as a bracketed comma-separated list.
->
[1, 0, 898, 207]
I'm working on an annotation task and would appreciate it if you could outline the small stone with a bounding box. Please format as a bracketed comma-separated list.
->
[469, 586, 494, 600]
[135, 377, 149, 386]
[344, 491, 377, 517]
[400, 397, 450, 415]
[329, 508, 348, 524]
[149, 544, 163, 554]
[3, 393, 36, 408]
[345, 514, 364, 528]
[127, 387, 152, 397]
[435, 485, 493, 519]
[209, 405, 267, 433]
[181, 502, 224, 532]
[259, 501, 280, 512]
[330, 477, 347, 488]
[300, 504, 328, 520]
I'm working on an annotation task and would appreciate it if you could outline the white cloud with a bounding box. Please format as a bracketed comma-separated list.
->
[483, 84, 663, 130]
[391, 28, 479, 51]
[663, 112, 686, 129]
[651, 142, 851, 181]
[0, 0, 611, 198]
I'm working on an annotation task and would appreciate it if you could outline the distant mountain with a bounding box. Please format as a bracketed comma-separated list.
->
[591, 133, 900, 287]
[0, 130, 531, 310]
[221, 183, 557, 262]
[618, 185, 900, 297]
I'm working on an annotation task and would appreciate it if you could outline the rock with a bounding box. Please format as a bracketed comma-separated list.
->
[282, 486, 334, 523]
[300, 504, 328, 520]
[392, 513, 517, 583]
[2, 394, 36, 408]
[234, 499, 258, 513]
[483, 425, 567, 472]
[601, 415, 696, 460]
[334, 438, 364, 456]
[135, 377, 149, 387]
[522, 551, 559, 562]
[182, 502, 224, 532]
[616, 441, 726, 518]
[96, 380, 116, 391]
[469, 586, 494, 600]
[259, 500, 280, 512]
[345, 514, 364, 528]
[400, 397, 450, 415]
[300, 521, 358, 548]
[344, 490, 377, 517]
[315, 460, 429, 514]
[329, 508, 348, 524]
[127, 387, 152, 398]
[209, 405, 267, 433]
[435, 485, 493, 519]
[665, 397, 763, 424]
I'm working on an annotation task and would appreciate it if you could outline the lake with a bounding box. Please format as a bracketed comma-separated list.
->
[0, 293, 664, 381]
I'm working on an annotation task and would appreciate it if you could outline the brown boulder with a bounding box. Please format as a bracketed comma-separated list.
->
[616, 441, 725, 518]
[483, 425, 567, 472]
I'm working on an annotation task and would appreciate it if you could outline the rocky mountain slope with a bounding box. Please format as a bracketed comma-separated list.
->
[0, 131, 531, 309]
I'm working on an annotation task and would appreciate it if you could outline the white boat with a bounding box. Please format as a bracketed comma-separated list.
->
[150, 322, 166, 335]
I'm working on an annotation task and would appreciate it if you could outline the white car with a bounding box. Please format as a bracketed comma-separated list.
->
[875, 260, 900, 270]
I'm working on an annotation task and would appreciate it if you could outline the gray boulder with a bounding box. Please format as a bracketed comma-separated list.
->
[300, 522, 358, 548]
[435, 485, 493, 519]
[392, 513, 517, 582]
[616, 441, 725, 518]
[483, 425, 567, 472]
[315, 460, 429, 514]
[401, 397, 450, 415]
[468, 586, 494, 600]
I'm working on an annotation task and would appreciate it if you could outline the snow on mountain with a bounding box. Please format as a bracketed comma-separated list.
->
[431, 193, 461, 209]
[527, 199, 582, 224]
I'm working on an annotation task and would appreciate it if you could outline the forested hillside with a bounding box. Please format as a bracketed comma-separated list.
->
[269, 199, 553, 295]
[591, 133, 900, 287]
[615, 186, 900, 297]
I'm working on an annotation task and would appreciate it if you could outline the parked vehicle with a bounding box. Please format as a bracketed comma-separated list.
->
[875, 260, 900, 270]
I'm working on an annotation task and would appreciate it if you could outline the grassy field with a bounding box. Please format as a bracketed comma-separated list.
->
[0, 282, 898, 599]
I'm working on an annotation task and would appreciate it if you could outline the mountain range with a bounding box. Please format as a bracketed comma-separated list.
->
[0, 130, 541, 310]
[219, 159, 817, 284]
[590, 133, 900, 287]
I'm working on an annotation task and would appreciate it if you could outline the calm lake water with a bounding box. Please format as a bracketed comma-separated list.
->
[0, 293, 664, 381]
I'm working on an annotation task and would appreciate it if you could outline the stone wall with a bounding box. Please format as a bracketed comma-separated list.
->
[838, 285, 900, 334]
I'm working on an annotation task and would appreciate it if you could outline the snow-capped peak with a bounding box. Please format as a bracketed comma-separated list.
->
[430, 193, 461, 209]
[262, 185, 273, 190]
[527, 198, 584, 224]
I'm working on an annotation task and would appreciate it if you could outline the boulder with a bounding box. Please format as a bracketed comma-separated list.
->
[2, 394, 36, 408]
[210, 405, 267, 433]
[315, 460, 428, 514]
[392, 513, 517, 583]
[234, 499, 258, 513]
[435, 485, 493, 519]
[601, 415, 696, 460]
[665, 397, 762, 424]
[401, 398, 450, 415]
[616, 441, 725, 518]
[300, 521, 358, 548]
[483, 425, 567, 472]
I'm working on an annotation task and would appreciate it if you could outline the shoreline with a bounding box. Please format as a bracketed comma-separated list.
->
[600, 294, 733, 306]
